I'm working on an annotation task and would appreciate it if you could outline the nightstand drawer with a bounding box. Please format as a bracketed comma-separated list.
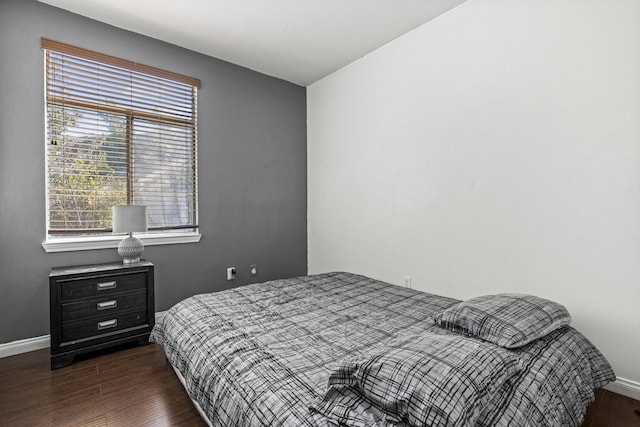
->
[58, 272, 147, 301]
[61, 291, 147, 322]
[62, 310, 149, 342]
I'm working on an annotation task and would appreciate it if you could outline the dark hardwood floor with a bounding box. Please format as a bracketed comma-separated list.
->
[0, 343, 206, 426]
[0, 343, 638, 426]
[583, 387, 640, 427]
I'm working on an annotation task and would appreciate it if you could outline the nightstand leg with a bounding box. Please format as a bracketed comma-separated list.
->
[51, 354, 75, 370]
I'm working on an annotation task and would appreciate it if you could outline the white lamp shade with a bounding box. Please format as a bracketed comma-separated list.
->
[112, 205, 148, 233]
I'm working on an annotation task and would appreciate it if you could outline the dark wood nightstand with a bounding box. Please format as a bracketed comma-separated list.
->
[49, 260, 155, 369]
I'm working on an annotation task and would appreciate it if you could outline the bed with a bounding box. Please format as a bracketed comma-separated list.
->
[150, 272, 615, 427]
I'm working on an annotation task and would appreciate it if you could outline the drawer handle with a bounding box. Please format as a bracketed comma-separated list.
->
[97, 300, 117, 310]
[97, 281, 117, 291]
[97, 319, 118, 330]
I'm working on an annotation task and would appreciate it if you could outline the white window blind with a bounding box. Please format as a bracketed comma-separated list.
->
[42, 38, 200, 237]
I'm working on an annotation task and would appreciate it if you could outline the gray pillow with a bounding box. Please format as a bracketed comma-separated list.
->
[433, 293, 571, 349]
[311, 333, 521, 427]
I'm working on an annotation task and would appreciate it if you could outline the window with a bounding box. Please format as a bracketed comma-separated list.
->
[42, 38, 200, 250]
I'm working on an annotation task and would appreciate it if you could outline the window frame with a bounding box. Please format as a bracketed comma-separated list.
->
[41, 38, 201, 252]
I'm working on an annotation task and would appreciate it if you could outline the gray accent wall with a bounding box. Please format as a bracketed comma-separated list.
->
[0, 0, 307, 344]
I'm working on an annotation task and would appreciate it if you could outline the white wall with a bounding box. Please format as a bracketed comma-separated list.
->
[308, 0, 640, 392]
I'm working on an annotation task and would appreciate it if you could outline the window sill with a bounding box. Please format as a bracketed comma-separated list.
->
[41, 232, 202, 253]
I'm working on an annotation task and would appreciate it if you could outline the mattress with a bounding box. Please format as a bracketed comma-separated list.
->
[150, 272, 615, 426]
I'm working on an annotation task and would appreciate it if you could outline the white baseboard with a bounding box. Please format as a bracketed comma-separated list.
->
[605, 377, 640, 401]
[0, 335, 50, 358]
[0, 311, 167, 359]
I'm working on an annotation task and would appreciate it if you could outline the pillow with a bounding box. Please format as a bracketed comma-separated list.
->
[310, 333, 521, 427]
[433, 293, 571, 349]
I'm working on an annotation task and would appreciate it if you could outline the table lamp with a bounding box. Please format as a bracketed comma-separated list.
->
[112, 205, 148, 264]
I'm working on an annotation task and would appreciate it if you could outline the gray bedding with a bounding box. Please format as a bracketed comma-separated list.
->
[150, 272, 615, 426]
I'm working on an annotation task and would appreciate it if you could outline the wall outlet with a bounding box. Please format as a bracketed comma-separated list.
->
[227, 267, 236, 280]
[250, 264, 257, 276]
[402, 276, 412, 289]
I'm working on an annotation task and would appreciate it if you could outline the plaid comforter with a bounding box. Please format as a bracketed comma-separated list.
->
[150, 272, 614, 427]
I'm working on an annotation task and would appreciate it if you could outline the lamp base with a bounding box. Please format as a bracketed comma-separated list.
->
[118, 233, 144, 264]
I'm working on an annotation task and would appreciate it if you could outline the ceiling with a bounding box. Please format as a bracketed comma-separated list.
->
[37, 0, 466, 86]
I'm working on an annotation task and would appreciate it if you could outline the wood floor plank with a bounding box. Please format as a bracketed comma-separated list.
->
[79, 416, 109, 427]
[105, 393, 175, 426]
[99, 366, 176, 397]
[0, 349, 98, 393]
[589, 390, 640, 427]
[581, 388, 605, 426]
[0, 343, 637, 426]
[3, 384, 102, 426]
